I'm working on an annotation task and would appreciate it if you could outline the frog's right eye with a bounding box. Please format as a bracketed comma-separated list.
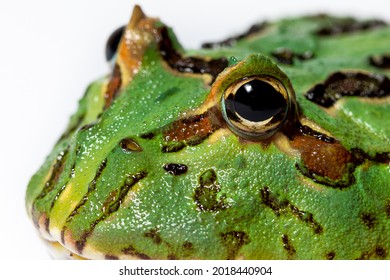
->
[105, 26, 125, 62]
[221, 76, 292, 140]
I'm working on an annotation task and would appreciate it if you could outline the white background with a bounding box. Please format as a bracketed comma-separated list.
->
[1, 0, 389, 261]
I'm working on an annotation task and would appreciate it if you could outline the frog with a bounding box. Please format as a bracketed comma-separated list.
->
[26, 5, 390, 260]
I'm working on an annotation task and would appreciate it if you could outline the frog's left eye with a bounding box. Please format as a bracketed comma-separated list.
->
[105, 26, 125, 62]
[221, 76, 290, 140]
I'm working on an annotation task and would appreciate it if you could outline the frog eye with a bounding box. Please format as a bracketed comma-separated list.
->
[221, 76, 290, 140]
[105, 26, 125, 62]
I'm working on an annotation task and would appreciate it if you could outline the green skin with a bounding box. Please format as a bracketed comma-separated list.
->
[26, 9, 390, 260]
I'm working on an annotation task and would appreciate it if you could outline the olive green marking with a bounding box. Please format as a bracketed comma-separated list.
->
[220, 231, 250, 260]
[122, 245, 151, 260]
[360, 212, 377, 229]
[73, 171, 147, 253]
[281, 234, 296, 259]
[260, 187, 323, 234]
[194, 169, 229, 212]
[357, 246, 387, 260]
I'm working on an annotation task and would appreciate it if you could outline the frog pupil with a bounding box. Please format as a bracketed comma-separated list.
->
[226, 79, 286, 122]
[105, 26, 125, 62]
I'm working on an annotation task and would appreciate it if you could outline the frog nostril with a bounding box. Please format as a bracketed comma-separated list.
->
[163, 163, 188, 175]
[120, 138, 142, 153]
[105, 25, 125, 62]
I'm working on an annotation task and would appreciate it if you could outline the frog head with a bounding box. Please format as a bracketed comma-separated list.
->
[26, 6, 390, 259]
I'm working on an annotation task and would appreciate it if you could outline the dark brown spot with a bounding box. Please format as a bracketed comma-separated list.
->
[140, 132, 155, 140]
[105, 254, 119, 260]
[158, 27, 228, 82]
[167, 254, 177, 260]
[144, 228, 162, 244]
[104, 63, 122, 109]
[183, 241, 193, 250]
[271, 48, 314, 65]
[316, 18, 387, 36]
[162, 141, 186, 153]
[220, 231, 250, 260]
[202, 22, 268, 48]
[163, 163, 188, 176]
[260, 187, 323, 234]
[194, 169, 228, 212]
[360, 212, 377, 229]
[120, 138, 142, 152]
[305, 72, 390, 108]
[326, 251, 336, 260]
[357, 246, 387, 259]
[369, 54, 390, 69]
[122, 245, 151, 259]
[281, 234, 296, 259]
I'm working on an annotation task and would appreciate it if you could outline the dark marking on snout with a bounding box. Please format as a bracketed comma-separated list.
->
[194, 169, 229, 212]
[105, 254, 119, 260]
[260, 187, 323, 234]
[221, 231, 250, 260]
[163, 163, 188, 175]
[357, 246, 387, 259]
[282, 234, 296, 259]
[326, 251, 336, 260]
[144, 228, 162, 244]
[360, 212, 377, 229]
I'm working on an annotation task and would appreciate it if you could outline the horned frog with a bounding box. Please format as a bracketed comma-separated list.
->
[26, 6, 390, 259]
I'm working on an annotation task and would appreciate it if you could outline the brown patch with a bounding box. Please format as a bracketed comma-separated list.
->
[290, 134, 352, 182]
[104, 64, 122, 109]
[220, 231, 250, 260]
[386, 200, 390, 218]
[163, 106, 223, 145]
[305, 72, 390, 108]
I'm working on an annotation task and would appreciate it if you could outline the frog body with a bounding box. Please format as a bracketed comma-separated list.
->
[26, 6, 390, 259]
